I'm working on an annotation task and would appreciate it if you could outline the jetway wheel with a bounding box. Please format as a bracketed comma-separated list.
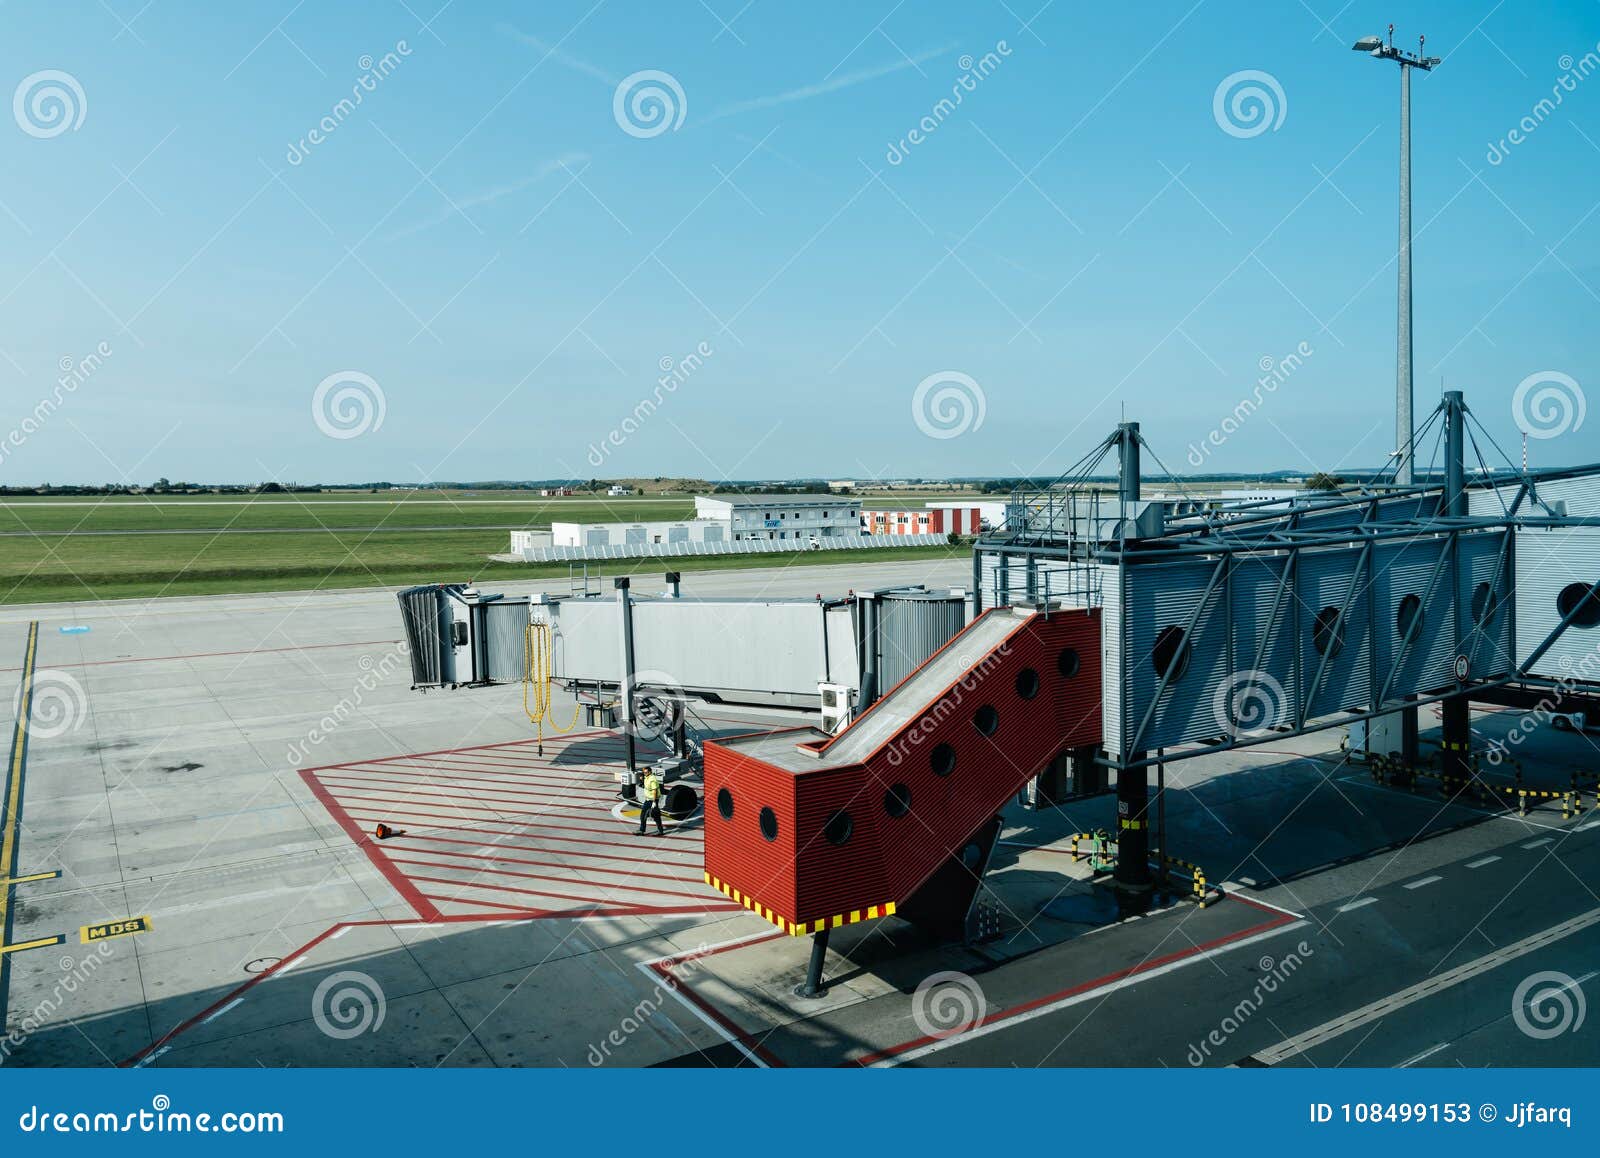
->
[662, 784, 699, 821]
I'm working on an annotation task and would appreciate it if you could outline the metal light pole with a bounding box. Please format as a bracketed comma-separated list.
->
[1353, 26, 1439, 486]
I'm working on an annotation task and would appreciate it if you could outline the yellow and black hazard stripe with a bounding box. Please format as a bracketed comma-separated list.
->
[704, 872, 897, 937]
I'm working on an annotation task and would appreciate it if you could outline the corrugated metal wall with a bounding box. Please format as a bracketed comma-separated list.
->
[876, 592, 966, 689]
[1369, 535, 1455, 696]
[396, 585, 450, 686]
[474, 598, 532, 684]
[1103, 530, 1512, 756]
[1298, 546, 1373, 720]
[1458, 532, 1514, 679]
[1513, 524, 1600, 678]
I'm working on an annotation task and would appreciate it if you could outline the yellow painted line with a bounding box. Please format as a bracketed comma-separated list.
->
[1, 870, 59, 886]
[2, 623, 40, 969]
[81, 915, 152, 944]
[1, 933, 65, 956]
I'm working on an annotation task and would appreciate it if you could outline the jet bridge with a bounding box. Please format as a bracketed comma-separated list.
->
[397, 578, 968, 714]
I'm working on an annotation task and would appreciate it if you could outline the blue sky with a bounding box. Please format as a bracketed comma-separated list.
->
[2, 0, 1598, 485]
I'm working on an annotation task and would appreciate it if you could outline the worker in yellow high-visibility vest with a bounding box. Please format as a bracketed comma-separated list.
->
[635, 766, 664, 836]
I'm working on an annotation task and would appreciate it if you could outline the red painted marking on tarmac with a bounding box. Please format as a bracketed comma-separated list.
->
[303, 731, 617, 771]
[379, 830, 700, 867]
[1, 638, 404, 673]
[299, 768, 441, 922]
[843, 906, 1299, 1067]
[646, 936, 789, 1068]
[369, 755, 622, 778]
[382, 844, 702, 884]
[303, 734, 717, 922]
[393, 857, 712, 902]
[315, 788, 625, 822]
[316, 772, 607, 806]
[639, 894, 1304, 1069]
[342, 806, 649, 843]
[406, 872, 707, 908]
[342, 813, 697, 851]
[117, 901, 744, 1067]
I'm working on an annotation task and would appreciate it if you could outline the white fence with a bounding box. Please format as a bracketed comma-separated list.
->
[495, 533, 951, 564]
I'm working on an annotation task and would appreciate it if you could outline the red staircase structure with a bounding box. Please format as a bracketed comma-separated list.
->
[703, 605, 1102, 940]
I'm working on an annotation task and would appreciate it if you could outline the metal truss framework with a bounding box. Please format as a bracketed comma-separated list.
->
[972, 393, 1600, 773]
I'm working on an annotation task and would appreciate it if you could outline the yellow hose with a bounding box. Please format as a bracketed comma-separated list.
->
[523, 622, 581, 751]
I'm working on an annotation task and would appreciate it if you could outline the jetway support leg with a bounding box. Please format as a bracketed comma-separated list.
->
[795, 929, 830, 999]
[1400, 698, 1420, 781]
[1114, 757, 1151, 901]
[1441, 695, 1471, 794]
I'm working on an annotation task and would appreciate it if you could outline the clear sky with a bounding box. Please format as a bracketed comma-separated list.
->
[2, 0, 1598, 486]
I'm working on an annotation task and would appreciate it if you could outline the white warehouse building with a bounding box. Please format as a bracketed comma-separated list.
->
[693, 493, 863, 543]
[504, 493, 917, 562]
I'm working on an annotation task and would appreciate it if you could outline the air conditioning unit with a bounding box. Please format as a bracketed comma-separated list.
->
[818, 682, 853, 734]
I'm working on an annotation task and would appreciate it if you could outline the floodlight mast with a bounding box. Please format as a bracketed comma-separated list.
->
[1352, 25, 1439, 486]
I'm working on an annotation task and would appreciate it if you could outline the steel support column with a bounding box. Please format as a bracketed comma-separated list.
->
[795, 929, 829, 998]
[1114, 757, 1150, 896]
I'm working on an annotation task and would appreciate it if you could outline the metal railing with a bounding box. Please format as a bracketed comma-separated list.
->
[984, 560, 1103, 610]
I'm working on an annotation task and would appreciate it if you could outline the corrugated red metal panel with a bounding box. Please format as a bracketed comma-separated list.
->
[702, 609, 1103, 933]
[701, 736, 800, 921]
[795, 609, 1101, 920]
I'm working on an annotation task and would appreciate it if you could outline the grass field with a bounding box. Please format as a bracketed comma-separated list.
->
[0, 491, 987, 535]
[0, 494, 965, 605]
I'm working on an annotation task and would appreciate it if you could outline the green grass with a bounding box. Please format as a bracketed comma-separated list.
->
[0, 491, 978, 604]
[0, 491, 987, 534]
[0, 526, 961, 605]
[0, 494, 697, 533]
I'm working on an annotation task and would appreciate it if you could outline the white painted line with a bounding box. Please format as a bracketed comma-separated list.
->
[201, 998, 244, 1025]
[1338, 897, 1379, 913]
[1237, 876, 1258, 887]
[1466, 856, 1501, 869]
[878, 919, 1308, 1067]
[330, 927, 351, 940]
[1398, 1041, 1450, 1068]
[1403, 875, 1443, 890]
[1576, 820, 1600, 833]
[1522, 837, 1554, 849]
[1253, 906, 1600, 1066]
[636, 928, 786, 1070]
[277, 955, 307, 974]
[134, 1045, 171, 1068]
[1225, 891, 1305, 920]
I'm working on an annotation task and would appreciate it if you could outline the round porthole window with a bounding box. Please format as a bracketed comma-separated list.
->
[1312, 606, 1344, 657]
[1471, 581, 1498, 625]
[716, 787, 734, 819]
[758, 806, 778, 842]
[931, 743, 956, 777]
[974, 705, 1000, 736]
[1557, 582, 1600, 628]
[822, 810, 853, 846]
[1058, 648, 1081, 678]
[1395, 593, 1422, 639]
[1152, 625, 1190, 681]
[1015, 668, 1041, 699]
[884, 784, 911, 817]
